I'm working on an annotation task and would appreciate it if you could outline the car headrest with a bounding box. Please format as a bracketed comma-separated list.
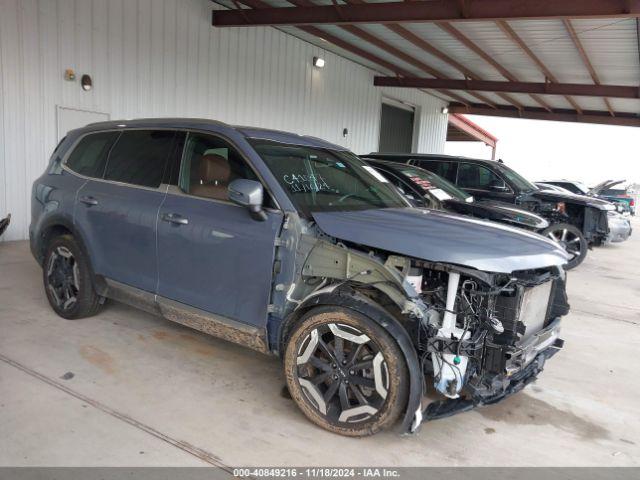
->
[198, 154, 230, 184]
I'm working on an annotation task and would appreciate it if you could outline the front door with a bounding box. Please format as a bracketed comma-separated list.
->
[156, 132, 283, 328]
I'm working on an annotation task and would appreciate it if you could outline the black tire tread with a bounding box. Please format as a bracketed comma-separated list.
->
[43, 234, 101, 319]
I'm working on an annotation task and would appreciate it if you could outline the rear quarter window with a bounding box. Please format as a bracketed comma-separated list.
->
[65, 131, 120, 178]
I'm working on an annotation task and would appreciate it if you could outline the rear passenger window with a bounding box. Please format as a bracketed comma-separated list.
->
[104, 130, 176, 188]
[66, 132, 120, 178]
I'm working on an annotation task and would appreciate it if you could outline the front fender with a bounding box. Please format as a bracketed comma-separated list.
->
[279, 287, 423, 435]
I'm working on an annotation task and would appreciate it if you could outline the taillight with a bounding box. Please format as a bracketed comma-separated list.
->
[631, 198, 635, 207]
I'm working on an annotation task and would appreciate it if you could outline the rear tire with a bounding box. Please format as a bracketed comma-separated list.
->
[284, 306, 409, 436]
[542, 223, 587, 270]
[43, 234, 101, 319]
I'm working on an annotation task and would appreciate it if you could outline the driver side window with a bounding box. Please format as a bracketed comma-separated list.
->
[179, 133, 259, 202]
[457, 163, 505, 190]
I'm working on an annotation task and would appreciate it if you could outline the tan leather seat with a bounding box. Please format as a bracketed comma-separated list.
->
[190, 154, 230, 200]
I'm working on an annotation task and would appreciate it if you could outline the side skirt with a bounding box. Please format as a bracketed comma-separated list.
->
[103, 278, 270, 354]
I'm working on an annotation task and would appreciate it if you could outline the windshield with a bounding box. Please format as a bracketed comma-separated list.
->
[250, 140, 408, 215]
[395, 165, 472, 202]
[495, 162, 538, 192]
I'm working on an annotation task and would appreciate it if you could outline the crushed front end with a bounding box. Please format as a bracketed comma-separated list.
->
[411, 261, 569, 428]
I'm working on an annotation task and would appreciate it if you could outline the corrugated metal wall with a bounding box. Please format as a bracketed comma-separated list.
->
[0, 0, 448, 241]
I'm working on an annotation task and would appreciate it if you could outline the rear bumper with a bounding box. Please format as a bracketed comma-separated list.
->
[421, 318, 563, 422]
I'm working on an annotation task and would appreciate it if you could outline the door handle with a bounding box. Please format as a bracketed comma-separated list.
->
[80, 196, 98, 206]
[162, 213, 189, 225]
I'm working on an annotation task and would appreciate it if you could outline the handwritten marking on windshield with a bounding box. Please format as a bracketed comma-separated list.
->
[283, 173, 331, 193]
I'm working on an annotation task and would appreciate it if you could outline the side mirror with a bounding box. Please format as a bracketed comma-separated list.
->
[228, 179, 267, 221]
[488, 180, 508, 192]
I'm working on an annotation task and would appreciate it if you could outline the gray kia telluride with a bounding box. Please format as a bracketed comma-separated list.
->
[30, 118, 570, 436]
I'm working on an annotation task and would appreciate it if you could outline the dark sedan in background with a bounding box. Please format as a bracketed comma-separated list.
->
[364, 159, 549, 233]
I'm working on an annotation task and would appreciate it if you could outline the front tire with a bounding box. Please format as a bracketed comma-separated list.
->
[542, 223, 588, 270]
[284, 306, 409, 436]
[43, 234, 101, 319]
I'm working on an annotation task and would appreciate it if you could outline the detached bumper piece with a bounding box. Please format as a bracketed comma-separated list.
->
[0, 214, 10, 238]
[423, 341, 563, 421]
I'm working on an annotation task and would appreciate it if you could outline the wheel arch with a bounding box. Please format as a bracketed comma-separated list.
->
[36, 217, 104, 295]
[278, 286, 423, 434]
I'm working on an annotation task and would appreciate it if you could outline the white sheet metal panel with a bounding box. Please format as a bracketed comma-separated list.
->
[0, 0, 448, 240]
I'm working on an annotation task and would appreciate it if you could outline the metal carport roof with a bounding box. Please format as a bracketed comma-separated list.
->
[211, 0, 640, 127]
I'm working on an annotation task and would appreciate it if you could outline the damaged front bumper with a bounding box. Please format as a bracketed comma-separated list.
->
[414, 318, 563, 428]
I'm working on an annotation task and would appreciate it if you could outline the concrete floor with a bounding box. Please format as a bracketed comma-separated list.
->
[1, 220, 639, 467]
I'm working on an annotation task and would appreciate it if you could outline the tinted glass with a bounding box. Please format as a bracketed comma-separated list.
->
[415, 160, 457, 182]
[163, 132, 187, 186]
[104, 130, 175, 188]
[252, 140, 407, 216]
[396, 165, 472, 201]
[371, 167, 428, 207]
[494, 163, 537, 192]
[457, 163, 505, 190]
[66, 131, 120, 178]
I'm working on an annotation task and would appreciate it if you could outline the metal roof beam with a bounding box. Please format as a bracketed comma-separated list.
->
[435, 21, 553, 111]
[233, 0, 473, 106]
[448, 104, 640, 127]
[563, 19, 615, 116]
[212, 1, 640, 27]
[496, 20, 583, 113]
[373, 77, 640, 99]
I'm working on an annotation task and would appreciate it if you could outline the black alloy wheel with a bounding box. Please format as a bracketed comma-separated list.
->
[284, 307, 408, 436]
[542, 223, 588, 270]
[43, 235, 101, 319]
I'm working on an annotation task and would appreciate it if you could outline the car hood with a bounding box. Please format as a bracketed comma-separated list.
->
[527, 189, 613, 210]
[443, 199, 549, 230]
[312, 208, 569, 273]
[589, 179, 625, 195]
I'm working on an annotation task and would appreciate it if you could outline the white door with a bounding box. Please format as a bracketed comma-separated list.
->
[56, 106, 110, 140]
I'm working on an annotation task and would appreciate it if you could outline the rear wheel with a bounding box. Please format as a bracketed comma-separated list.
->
[542, 223, 587, 270]
[284, 306, 408, 436]
[43, 234, 101, 319]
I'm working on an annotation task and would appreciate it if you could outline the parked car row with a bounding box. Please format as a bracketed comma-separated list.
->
[363, 154, 632, 269]
[32, 119, 573, 437]
[537, 179, 636, 216]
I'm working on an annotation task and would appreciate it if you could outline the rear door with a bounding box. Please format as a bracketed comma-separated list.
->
[156, 131, 283, 328]
[74, 129, 180, 293]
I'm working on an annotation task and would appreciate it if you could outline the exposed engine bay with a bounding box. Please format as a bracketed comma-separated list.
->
[282, 227, 569, 432]
[411, 261, 568, 423]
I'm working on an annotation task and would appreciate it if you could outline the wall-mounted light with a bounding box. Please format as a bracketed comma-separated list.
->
[342, 128, 349, 138]
[313, 56, 325, 68]
[441, 106, 449, 114]
[81, 74, 93, 91]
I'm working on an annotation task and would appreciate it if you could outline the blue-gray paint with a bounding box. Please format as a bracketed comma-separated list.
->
[312, 208, 569, 273]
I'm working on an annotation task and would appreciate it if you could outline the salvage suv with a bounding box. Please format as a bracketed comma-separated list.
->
[365, 153, 617, 269]
[31, 119, 569, 436]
